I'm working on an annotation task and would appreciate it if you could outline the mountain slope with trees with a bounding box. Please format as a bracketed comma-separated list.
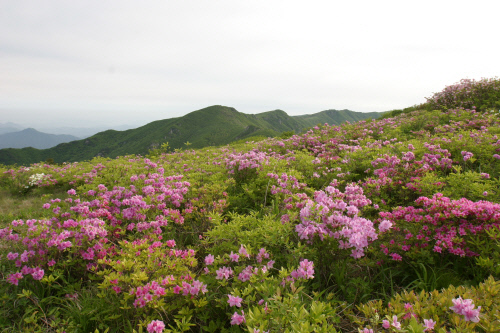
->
[0, 106, 380, 165]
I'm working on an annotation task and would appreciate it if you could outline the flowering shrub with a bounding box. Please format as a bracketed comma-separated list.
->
[425, 77, 500, 111]
[378, 193, 500, 262]
[353, 276, 500, 332]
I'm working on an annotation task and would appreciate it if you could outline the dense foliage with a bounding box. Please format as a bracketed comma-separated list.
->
[1, 79, 500, 332]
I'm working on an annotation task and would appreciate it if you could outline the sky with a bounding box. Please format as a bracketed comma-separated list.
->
[1, 0, 499, 129]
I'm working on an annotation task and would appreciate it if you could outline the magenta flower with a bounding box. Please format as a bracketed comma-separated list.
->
[382, 319, 390, 329]
[147, 320, 165, 333]
[390, 253, 402, 261]
[7, 252, 18, 260]
[227, 294, 243, 307]
[31, 267, 44, 280]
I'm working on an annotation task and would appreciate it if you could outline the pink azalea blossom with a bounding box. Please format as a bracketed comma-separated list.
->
[147, 320, 165, 333]
[204, 254, 215, 265]
[391, 315, 401, 329]
[230, 311, 245, 325]
[423, 318, 436, 331]
[227, 294, 243, 307]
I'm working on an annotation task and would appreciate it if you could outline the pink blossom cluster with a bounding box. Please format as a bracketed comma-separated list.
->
[449, 297, 481, 322]
[0, 167, 191, 285]
[290, 184, 378, 258]
[225, 150, 269, 173]
[147, 320, 165, 333]
[230, 310, 246, 325]
[267, 172, 306, 196]
[131, 280, 167, 308]
[461, 150, 474, 161]
[379, 193, 500, 259]
[172, 280, 208, 296]
[290, 259, 314, 280]
[426, 77, 500, 110]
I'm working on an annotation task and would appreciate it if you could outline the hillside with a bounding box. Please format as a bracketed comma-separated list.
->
[1, 78, 500, 332]
[0, 128, 79, 149]
[0, 106, 380, 165]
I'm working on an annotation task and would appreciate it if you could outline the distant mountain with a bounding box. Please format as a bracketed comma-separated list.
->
[0, 106, 381, 165]
[0, 122, 24, 135]
[36, 124, 140, 139]
[0, 128, 80, 149]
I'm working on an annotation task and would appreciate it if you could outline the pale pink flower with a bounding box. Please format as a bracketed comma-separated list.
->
[230, 311, 245, 325]
[204, 254, 215, 265]
[227, 295, 243, 307]
[423, 318, 436, 331]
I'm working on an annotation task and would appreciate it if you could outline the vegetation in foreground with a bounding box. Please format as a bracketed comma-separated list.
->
[1, 77, 500, 332]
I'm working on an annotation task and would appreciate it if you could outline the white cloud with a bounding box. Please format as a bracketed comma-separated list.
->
[0, 0, 499, 127]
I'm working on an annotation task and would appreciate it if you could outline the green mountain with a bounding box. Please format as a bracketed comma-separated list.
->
[0, 106, 380, 165]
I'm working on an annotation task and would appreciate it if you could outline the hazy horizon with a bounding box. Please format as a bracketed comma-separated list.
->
[1, 1, 499, 128]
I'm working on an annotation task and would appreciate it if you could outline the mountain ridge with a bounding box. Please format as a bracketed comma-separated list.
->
[0, 128, 80, 150]
[0, 106, 381, 165]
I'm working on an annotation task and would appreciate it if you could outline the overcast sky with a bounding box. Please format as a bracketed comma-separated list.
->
[1, 0, 499, 128]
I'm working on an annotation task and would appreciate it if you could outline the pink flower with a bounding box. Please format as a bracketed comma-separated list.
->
[390, 253, 402, 261]
[229, 251, 239, 262]
[378, 220, 392, 232]
[215, 266, 233, 280]
[238, 245, 250, 258]
[227, 295, 243, 307]
[450, 297, 481, 322]
[7, 252, 18, 260]
[230, 311, 246, 325]
[7, 272, 23, 285]
[423, 318, 436, 331]
[391, 315, 401, 329]
[362, 329, 374, 333]
[67, 189, 76, 195]
[172, 285, 182, 294]
[147, 320, 165, 333]
[382, 320, 390, 329]
[31, 267, 44, 280]
[204, 254, 215, 265]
